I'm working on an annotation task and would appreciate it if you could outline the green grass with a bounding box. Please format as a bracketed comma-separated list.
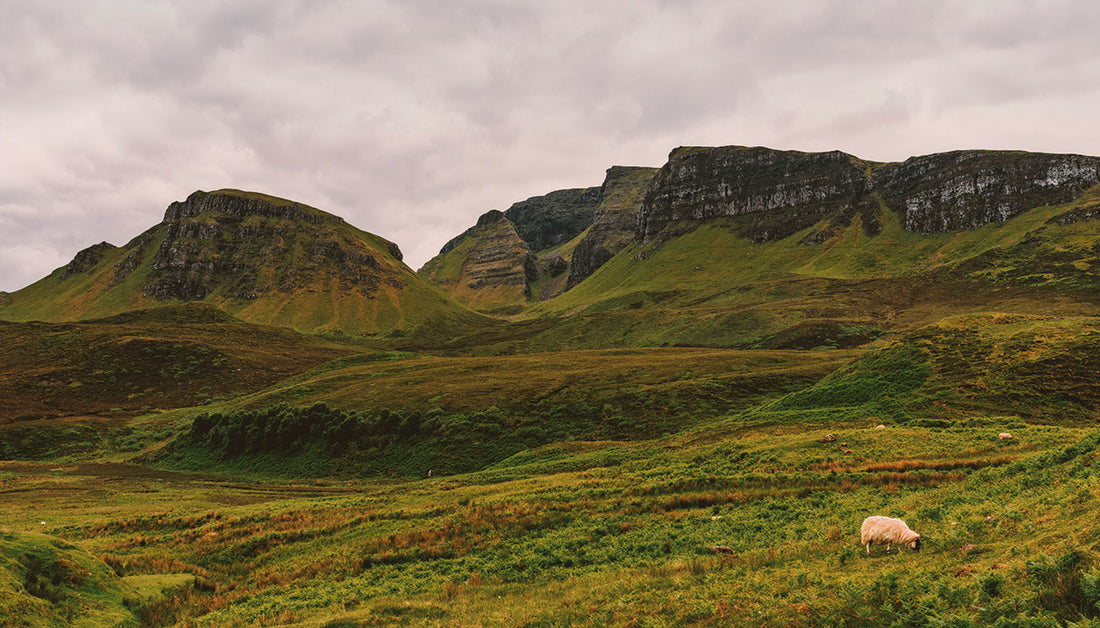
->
[8, 183, 1100, 625]
[2, 416, 1097, 626]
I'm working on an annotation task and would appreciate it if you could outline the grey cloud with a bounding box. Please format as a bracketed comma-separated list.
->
[2, 0, 1100, 292]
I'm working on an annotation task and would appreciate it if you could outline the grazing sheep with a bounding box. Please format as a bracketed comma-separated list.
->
[874, 424, 886, 429]
[860, 516, 921, 555]
[998, 432, 1013, 440]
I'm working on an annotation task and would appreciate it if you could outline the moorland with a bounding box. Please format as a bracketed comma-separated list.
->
[4, 145, 1100, 626]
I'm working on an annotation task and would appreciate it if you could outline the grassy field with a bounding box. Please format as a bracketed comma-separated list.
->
[6, 306, 1100, 625]
[2, 415, 1098, 626]
[7, 189, 1100, 625]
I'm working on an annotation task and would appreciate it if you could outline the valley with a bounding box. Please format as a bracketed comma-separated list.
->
[3, 145, 1100, 626]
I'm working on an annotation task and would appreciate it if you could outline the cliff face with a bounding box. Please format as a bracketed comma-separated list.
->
[137, 190, 406, 301]
[875, 151, 1100, 233]
[0, 189, 479, 335]
[636, 146, 876, 245]
[636, 146, 1100, 246]
[423, 185, 606, 312]
[504, 187, 602, 252]
[419, 210, 533, 313]
[568, 166, 659, 288]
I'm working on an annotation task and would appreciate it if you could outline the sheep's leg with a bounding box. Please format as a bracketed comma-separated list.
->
[866, 542, 871, 555]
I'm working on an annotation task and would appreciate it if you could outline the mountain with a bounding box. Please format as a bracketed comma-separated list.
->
[509, 146, 1100, 351]
[0, 189, 484, 335]
[419, 166, 657, 313]
[636, 146, 1100, 246]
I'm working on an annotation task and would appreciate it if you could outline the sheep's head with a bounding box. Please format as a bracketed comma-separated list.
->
[908, 537, 922, 551]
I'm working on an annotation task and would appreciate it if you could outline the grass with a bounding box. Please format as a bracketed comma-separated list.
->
[1, 416, 1096, 626]
[7, 183, 1100, 625]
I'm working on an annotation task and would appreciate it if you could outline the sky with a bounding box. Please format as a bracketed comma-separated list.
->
[3, 0, 1100, 293]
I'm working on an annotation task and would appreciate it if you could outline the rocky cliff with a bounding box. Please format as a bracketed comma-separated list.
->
[0, 189, 481, 335]
[133, 190, 406, 302]
[423, 184, 607, 312]
[567, 166, 659, 288]
[875, 150, 1100, 233]
[419, 210, 534, 313]
[636, 146, 1100, 246]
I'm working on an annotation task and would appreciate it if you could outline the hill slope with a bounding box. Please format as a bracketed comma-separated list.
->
[420, 167, 656, 313]
[0, 303, 354, 423]
[523, 147, 1100, 350]
[0, 189, 485, 335]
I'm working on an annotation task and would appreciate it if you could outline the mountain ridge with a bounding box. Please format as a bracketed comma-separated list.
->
[0, 189, 484, 335]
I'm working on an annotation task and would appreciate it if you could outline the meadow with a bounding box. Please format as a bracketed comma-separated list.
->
[7, 185, 1100, 626]
[4, 413, 1099, 627]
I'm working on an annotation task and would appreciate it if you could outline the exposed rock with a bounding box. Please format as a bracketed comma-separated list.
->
[62, 242, 117, 279]
[568, 166, 659, 288]
[143, 189, 405, 302]
[636, 146, 875, 246]
[636, 146, 1100, 247]
[162, 189, 344, 227]
[420, 209, 533, 312]
[877, 151, 1100, 233]
[425, 185, 608, 311]
[504, 187, 601, 253]
[113, 233, 152, 282]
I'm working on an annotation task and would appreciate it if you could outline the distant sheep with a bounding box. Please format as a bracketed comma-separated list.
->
[860, 516, 921, 555]
[998, 432, 1013, 440]
[874, 424, 886, 429]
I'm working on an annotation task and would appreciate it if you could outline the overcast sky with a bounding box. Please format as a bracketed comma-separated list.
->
[2, 0, 1099, 292]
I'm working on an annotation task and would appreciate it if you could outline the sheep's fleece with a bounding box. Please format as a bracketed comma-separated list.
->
[860, 516, 921, 554]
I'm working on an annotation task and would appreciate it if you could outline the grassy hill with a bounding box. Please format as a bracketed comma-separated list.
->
[519, 184, 1100, 351]
[5, 152, 1100, 625]
[0, 303, 354, 425]
[0, 189, 487, 336]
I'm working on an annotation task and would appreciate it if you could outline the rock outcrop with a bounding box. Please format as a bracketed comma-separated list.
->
[0, 188, 475, 335]
[423, 185, 607, 312]
[636, 146, 876, 246]
[138, 190, 405, 301]
[567, 166, 659, 288]
[420, 210, 534, 313]
[503, 187, 602, 253]
[62, 242, 118, 279]
[636, 145, 1100, 246]
[875, 150, 1100, 233]
[424, 167, 661, 310]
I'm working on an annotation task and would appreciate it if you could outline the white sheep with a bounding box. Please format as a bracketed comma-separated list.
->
[998, 432, 1013, 440]
[860, 516, 921, 555]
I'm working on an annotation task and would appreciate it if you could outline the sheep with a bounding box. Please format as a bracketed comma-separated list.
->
[860, 516, 921, 555]
[998, 432, 1013, 440]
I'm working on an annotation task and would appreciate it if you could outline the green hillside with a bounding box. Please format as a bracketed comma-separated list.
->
[5, 149, 1100, 625]
[0, 189, 487, 336]
[521, 185, 1100, 350]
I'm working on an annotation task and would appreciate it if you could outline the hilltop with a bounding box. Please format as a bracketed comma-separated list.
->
[0, 189, 486, 336]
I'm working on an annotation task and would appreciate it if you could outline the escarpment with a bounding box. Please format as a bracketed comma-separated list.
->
[635, 146, 877, 245]
[875, 151, 1100, 233]
[0, 188, 480, 335]
[567, 166, 659, 288]
[139, 190, 406, 301]
[636, 146, 1100, 245]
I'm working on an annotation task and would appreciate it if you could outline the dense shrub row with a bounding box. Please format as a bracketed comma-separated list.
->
[166, 401, 691, 477]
